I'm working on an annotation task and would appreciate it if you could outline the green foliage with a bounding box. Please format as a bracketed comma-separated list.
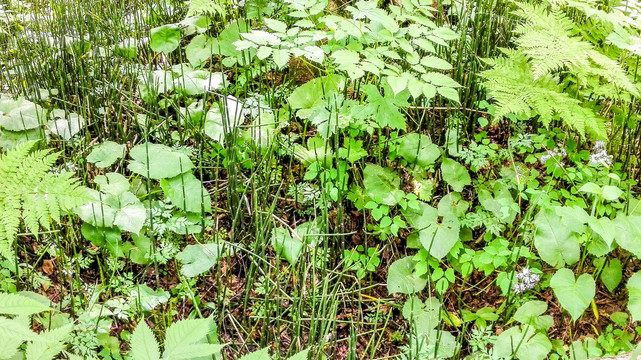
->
[176, 243, 225, 277]
[150, 24, 182, 54]
[0, 141, 88, 260]
[86, 141, 126, 168]
[130, 318, 224, 360]
[480, 1, 637, 139]
[0, 291, 72, 360]
[441, 158, 471, 192]
[387, 256, 428, 295]
[128, 143, 195, 179]
[342, 246, 380, 279]
[626, 271, 641, 322]
[550, 268, 595, 322]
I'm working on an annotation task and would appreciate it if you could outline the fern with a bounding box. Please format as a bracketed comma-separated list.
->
[481, 51, 606, 138]
[512, 2, 637, 95]
[481, 1, 637, 138]
[187, 0, 225, 17]
[0, 141, 89, 260]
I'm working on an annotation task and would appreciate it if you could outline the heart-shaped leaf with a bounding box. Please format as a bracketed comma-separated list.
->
[494, 325, 552, 360]
[441, 158, 470, 192]
[150, 24, 181, 53]
[363, 164, 403, 206]
[176, 243, 224, 278]
[601, 258, 622, 293]
[160, 172, 211, 214]
[128, 143, 194, 179]
[397, 133, 441, 168]
[533, 207, 581, 267]
[387, 256, 427, 294]
[626, 271, 641, 322]
[550, 268, 595, 321]
[87, 141, 125, 168]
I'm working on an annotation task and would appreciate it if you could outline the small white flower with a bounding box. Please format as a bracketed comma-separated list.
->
[589, 140, 613, 166]
[540, 145, 567, 165]
[512, 267, 540, 294]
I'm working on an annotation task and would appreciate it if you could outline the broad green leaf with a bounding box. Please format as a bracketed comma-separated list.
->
[402, 296, 441, 334]
[417, 202, 460, 259]
[128, 143, 194, 179]
[287, 349, 310, 360]
[337, 138, 368, 163]
[613, 215, 641, 258]
[533, 207, 581, 267]
[47, 112, 84, 140]
[180, 15, 210, 35]
[0, 317, 39, 342]
[256, 46, 272, 60]
[150, 24, 181, 53]
[271, 227, 303, 265]
[421, 329, 457, 359]
[398, 133, 441, 168]
[25, 324, 72, 360]
[347, 1, 398, 33]
[0, 128, 45, 150]
[130, 320, 161, 360]
[0, 96, 46, 131]
[174, 70, 225, 95]
[387, 76, 408, 96]
[86, 141, 125, 168]
[160, 172, 212, 214]
[287, 75, 345, 110]
[602, 185, 623, 201]
[363, 164, 403, 206]
[264, 18, 287, 33]
[113, 201, 146, 235]
[176, 243, 225, 277]
[478, 182, 518, 224]
[422, 83, 436, 100]
[494, 325, 551, 360]
[441, 158, 470, 192]
[430, 27, 459, 41]
[513, 300, 553, 330]
[272, 49, 291, 69]
[420, 55, 453, 70]
[404, 197, 463, 261]
[163, 319, 212, 357]
[163, 344, 226, 359]
[627, 271, 641, 322]
[423, 72, 461, 88]
[128, 233, 152, 265]
[555, 206, 589, 233]
[240, 30, 282, 46]
[80, 223, 122, 253]
[437, 87, 460, 103]
[387, 256, 428, 294]
[331, 49, 360, 68]
[550, 268, 595, 322]
[0, 293, 51, 316]
[129, 285, 169, 312]
[578, 182, 601, 196]
[601, 258, 622, 293]
[203, 96, 247, 146]
[362, 84, 409, 130]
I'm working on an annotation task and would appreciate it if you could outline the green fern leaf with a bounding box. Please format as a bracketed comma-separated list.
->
[0, 141, 90, 260]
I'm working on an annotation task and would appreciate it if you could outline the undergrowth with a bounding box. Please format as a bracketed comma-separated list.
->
[1, 0, 641, 359]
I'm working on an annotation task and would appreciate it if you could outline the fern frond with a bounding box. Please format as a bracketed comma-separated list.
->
[187, 0, 225, 17]
[512, 2, 637, 96]
[480, 52, 607, 138]
[0, 141, 90, 260]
